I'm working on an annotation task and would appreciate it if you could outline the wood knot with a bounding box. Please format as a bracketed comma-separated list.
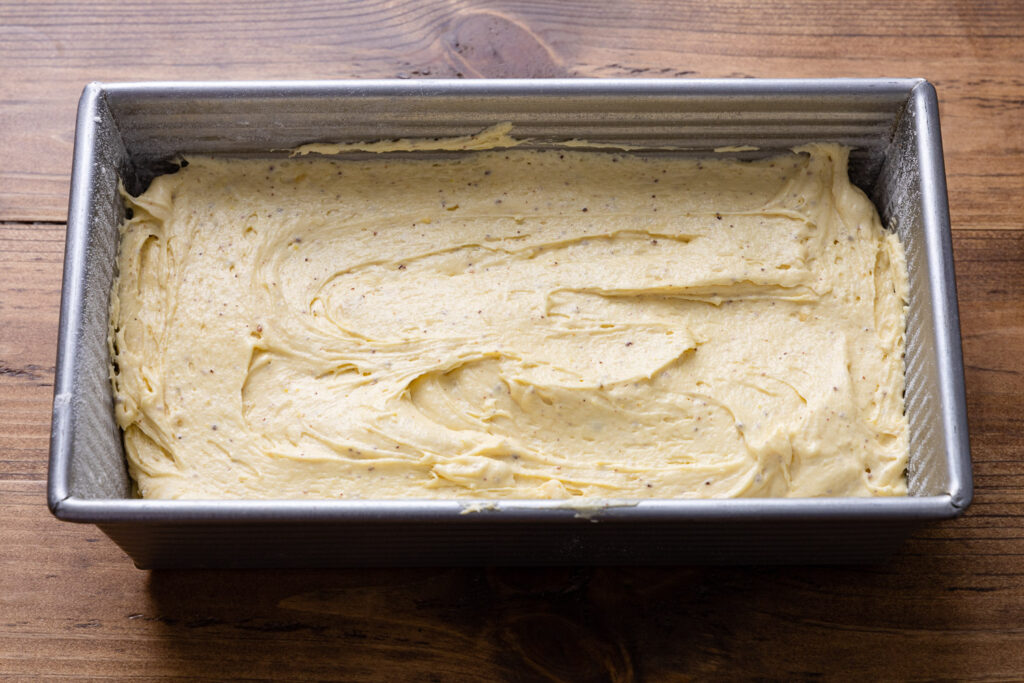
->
[499, 612, 635, 682]
[443, 10, 566, 78]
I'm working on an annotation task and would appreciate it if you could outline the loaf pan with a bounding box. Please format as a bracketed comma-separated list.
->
[48, 79, 971, 567]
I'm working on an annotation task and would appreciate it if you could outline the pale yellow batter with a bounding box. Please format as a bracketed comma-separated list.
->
[109, 142, 909, 500]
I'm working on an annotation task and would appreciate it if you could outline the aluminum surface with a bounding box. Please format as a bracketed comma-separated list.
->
[48, 79, 971, 567]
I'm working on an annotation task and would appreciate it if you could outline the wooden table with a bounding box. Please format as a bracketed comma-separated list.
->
[3, 1, 1023, 679]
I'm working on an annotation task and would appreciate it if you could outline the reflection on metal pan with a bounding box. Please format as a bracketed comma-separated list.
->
[48, 79, 970, 567]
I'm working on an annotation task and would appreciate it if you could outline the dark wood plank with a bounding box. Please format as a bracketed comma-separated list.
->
[4, 484, 1024, 680]
[3, 0, 1024, 678]
[1, 0, 1023, 228]
[3, 223, 1024, 679]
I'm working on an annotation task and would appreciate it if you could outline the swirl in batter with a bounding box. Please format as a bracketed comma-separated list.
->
[109, 143, 909, 499]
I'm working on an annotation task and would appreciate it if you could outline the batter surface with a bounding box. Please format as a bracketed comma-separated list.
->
[109, 143, 909, 500]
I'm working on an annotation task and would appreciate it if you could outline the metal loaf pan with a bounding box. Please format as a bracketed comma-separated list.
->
[48, 79, 971, 568]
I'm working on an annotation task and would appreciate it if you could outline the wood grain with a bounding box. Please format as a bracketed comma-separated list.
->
[1, 0, 1023, 227]
[3, 226, 1024, 679]
[3, 0, 1024, 680]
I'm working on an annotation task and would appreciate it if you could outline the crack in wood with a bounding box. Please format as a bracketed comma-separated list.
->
[0, 363, 50, 381]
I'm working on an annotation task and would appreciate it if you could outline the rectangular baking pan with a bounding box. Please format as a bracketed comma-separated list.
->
[48, 79, 971, 567]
